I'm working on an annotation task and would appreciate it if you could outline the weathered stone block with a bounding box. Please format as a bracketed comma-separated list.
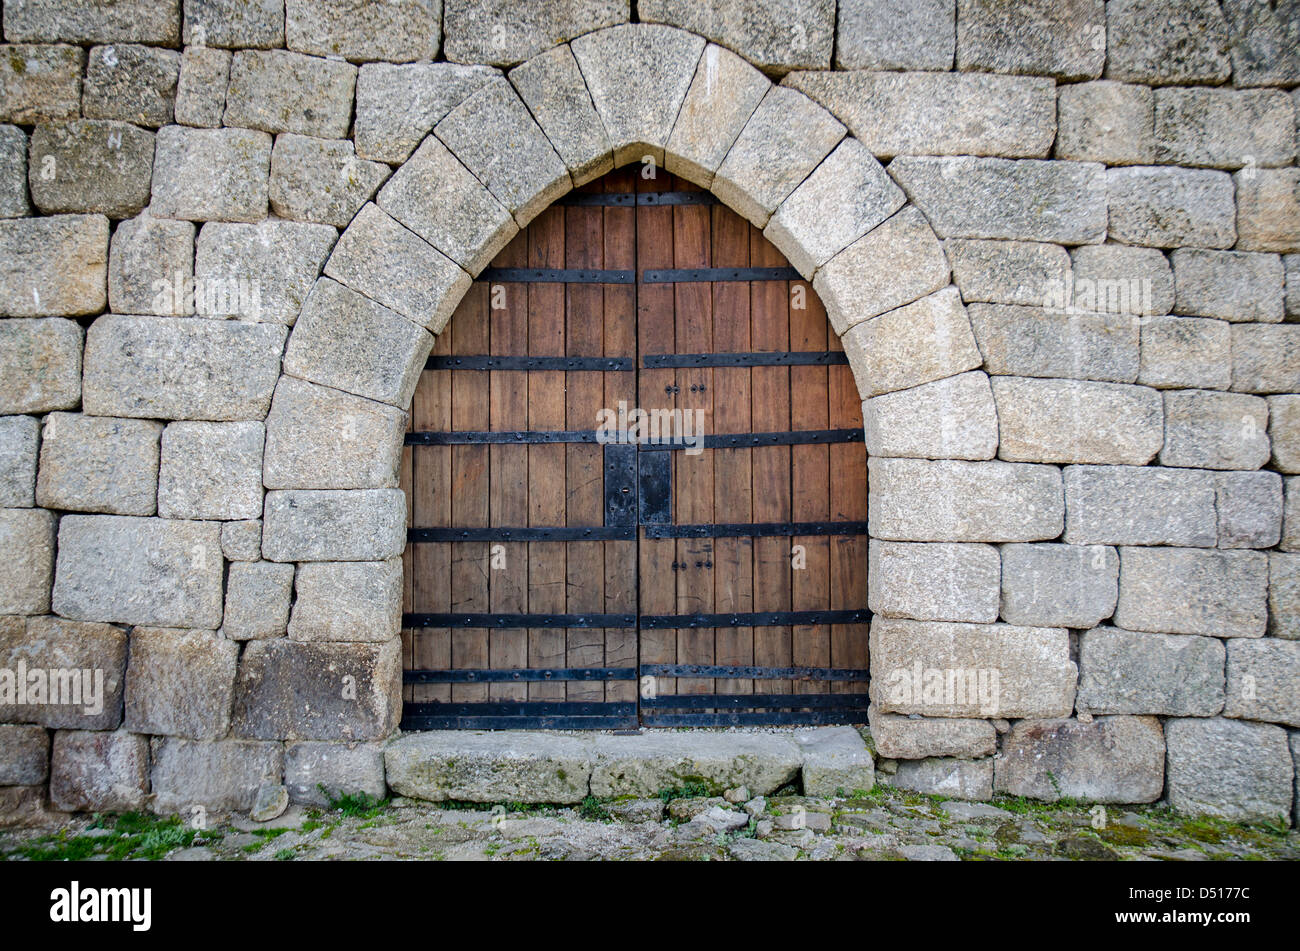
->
[960, 304, 1121, 386]
[640, 0, 831, 71]
[1164, 718, 1292, 823]
[1231, 325, 1300, 394]
[150, 737, 284, 815]
[82, 44, 179, 127]
[1056, 80, 1155, 165]
[1155, 87, 1294, 169]
[1105, 0, 1231, 85]
[0, 125, 30, 218]
[109, 211, 194, 315]
[262, 489, 407, 562]
[175, 46, 230, 127]
[5, 1, 179, 43]
[83, 315, 286, 420]
[1077, 626, 1225, 717]
[1288, 254, 1300, 320]
[1225, 638, 1300, 728]
[284, 278, 433, 407]
[956, 0, 1104, 80]
[1171, 249, 1285, 322]
[842, 287, 981, 398]
[224, 50, 356, 139]
[663, 44, 766, 188]
[1283, 476, 1300, 552]
[862, 370, 998, 461]
[49, 730, 149, 813]
[867, 706, 996, 759]
[0, 725, 48, 786]
[289, 559, 402, 643]
[1271, 554, 1300, 639]
[286, 0, 439, 62]
[443, 0, 628, 65]
[0, 509, 55, 615]
[995, 716, 1164, 803]
[150, 126, 271, 223]
[0, 214, 108, 316]
[0, 44, 84, 123]
[1221, 0, 1300, 86]
[157, 421, 264, 521]
[1271, 396, 1300, 473]
[870, 618, 1076, 718]
[378, 135, 518, 275]
[355, 62, 497, 165]
[223, 561, 294, 641]
[869, 458, 1063, 543]
[946, 240, 1070, 308]
[835, 0, 955, 70]
[813, 206, 950, 335]
[785, 70, 1054, 160]
[0, 616, 125, 729]
[1235, 168, 1300, 253]
[796, 726, 875, 797]
[0, 319, 83, 414]
[0, 416, 39, 507]
[1139, 315, 1232, 390]
[232, 639, 402, 741]
[125, 628, 238, 739]
[35, 413, 162, 516]
[1000, 543, 1118, 629]
[387, 730, 593, 803]
[1106, 166, 1236, 249]
[53, 515, 223, 629]
[1116, 547, 1268, 638]
[269, 134, 390, 228]
[1069, 244, 1173, 316]
[1160, 390, 1270, 470]
[221, 520, 262, 563]
[183, 0, 284, 48]
[28, 120, 153, 218]
[1063, 464, 1218, 546]
[285, 741, 386, 806]
[590, 732, 803, 798]
[1216, 470, 1284, 549]
[992, 378, 1163, 465]
[195, 218, 335, 325]
[510, 44, 613, 187]
[868, 540, 999, 623]
[888, 756, 993, 801]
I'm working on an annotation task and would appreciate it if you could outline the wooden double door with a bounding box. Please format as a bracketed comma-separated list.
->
[400, 168, 869, 730]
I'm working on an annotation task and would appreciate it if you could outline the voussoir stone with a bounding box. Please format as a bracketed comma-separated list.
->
[946, 240, 1071, 308]
[0, 214, 108, 316]
[1105, 0, 1231, 85]
[0, 416, 40, 507]
[0, 616, 125, 730]
[868, 539, 1000, 623]
[0, 319, 84, 413]
[1063, 464, 1218, 547]
[1116, 546, 1268, 638]
[1232, 325, 1300, 394]
[222, 561, 294, 641]
[995, 716, 1164, 803]
[83, 316, 286, 420]
[1077, 626, 1226, 717]
[867, 705, 997, 760]
[269, 134, 391, 228]
[150, 737, 284, 815]
[82, 43, 179, 127]
[125, 627, 238, 739]
[590, 732, 803, 798]
[0, 509, 56, 615]
[1154, 87, 1294, 169]
[175, 46, 230, 127]
[957, 0, 1105, 81]
[1069, 244, 1174, 316]
[109, 211, 195, 316]
[288, 559, 402, 643]
[286, 0, 440, 62]
[0, 725, 49, 786]
[150, 126, 271, 223]
[1171, 249, 1285, 322]
[285, 741, 387, 805]
[1159, 390, 1270, 471]
[157, 421, 264, 521]
[664, 43, 768, 188]
[863, 370, 998, 461]
[992, 378, 1163, 465]
[1000, 543, 1119, 629]
[1139, 316, 1231, 391]
[1225, 638, 1300, 728]
[834, 0, 955, 70]
[509, 44, 614, 188]
[1235, 168, 1300, 254]
[1164, 718, 1292, 823]
[262, 489, 407, 563]
[0, 44, 85, 123]
[971, 304, 1140, 383]
[35, 413, 162, 515]
[1056, 80, 1155, 166]
[842, 287, 981, 398]
[50, 730, 149, 813]
[640, 0, 833, 71]
[386, 730, 593, 803]
[355, 62, 498, 165]
[28, 120, 154, 218]
[1106, 166, 1236, 250]
[224, 49, 356, 139]
[195, 218, 337, 325]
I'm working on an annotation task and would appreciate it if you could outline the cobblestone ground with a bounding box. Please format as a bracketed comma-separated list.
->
[2, 786, 1296, 862]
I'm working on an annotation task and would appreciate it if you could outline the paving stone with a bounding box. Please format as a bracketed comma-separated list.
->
[888, 757, 993, 801]
[946, 240, 1070, 308]
[868, 540, 1000, 623]
[262, 489, 407, 563]
[889, 157, 1106, 245]
[1155, 87, 1294, 170]
[796, 726, 875, 797]
[150, 126, 271, 223]
[1077, 626, 1225, 717]
[1063, 464, 1218, 547]
[0, 319, 84, 413]
[35, 413, 162, 516]
[995, 716, 1164, 803]
[221, 520, 262, 563]
[1221, 0, 1300, 87]
[1216, 469, 1281, 551]
[109, 211, 195, 315]
[378, 135, 518, 275]
[1000, 543, 1119, 629]
[0, 214, 108, 316]
[224, 50, 356, 139]
[284, 278, 433, 407]
[1105, 0, 1231, 85]
[0, 125, 30, 218]
[269, 133, 390, 228]
[862, 370, 998, 461]
[125, 628, 238, 739]
[233, 639, 402, 741]
[355, 62, 498, 165]
[0, 615, 125, 730]
[285, 741, 386, 806]
[1159, 390, 1270, 471]
[0, 44, 84, 123]
[842, 287, 981, 399]
[0, 725, 49, 786]
[1235, 168, 1300, 253]
[263, 377, 407, 490]
[0, 509, 56, 615]
[27, 120, 152, 218]
[969, 304, 1140, 383]
[195, 218, 336, 325]
[1231, 325, 1300, 394]
[571, 24, 706, 166]
[1055, 80, 1155, 165]
[53, 515, 223, 629]
[509, 44, 613, 188]
[1139, 315, 1232, 390]
[835, 0, 954, 70]
[175, 46, 230, 127]
[49, 730, 149, 813]
[590, 732, 803, 798]
[83, 316, 286, 421]
[663, 44, 767, 188]
[956, 0, 1104, 80]
[867, 706, 996, 760]
[813, 206, 950, 335]
[1068, 244, 1173, 316]
[435, 77, 571, 227]
[183, 0, 283, 48]
[993, 378, 1162, 465]
[1115, 547, 1268, 638]
[0, 416, 39, 507]
[289, 559, 403, 642]
[1225, 638, 1300, 728]
[82, 44, 179, 127]
[1270, 553, 1300, 639]
[1171, 249, 1285, 322]
[150, 737, 284, 815]
[387, 731, 593, 803]
[1164, 718, 1292, 823]
[1271, 396, 1300, 473]
[223, 561, 294, 641]
[157, 421, 264, 521]
[286, 0, 439, 62]
[5, 1, 180, 44]
[1106, 166, 1236, 250]
[443, 0, 628, 65]
[640, 0, 832, 71]
[869, 458, 1064, 543]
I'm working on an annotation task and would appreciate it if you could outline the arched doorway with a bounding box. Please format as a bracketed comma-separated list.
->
[399, 168, 869, 730]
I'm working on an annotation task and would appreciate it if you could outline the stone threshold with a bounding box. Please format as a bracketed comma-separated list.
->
[384, 726, 876, 803]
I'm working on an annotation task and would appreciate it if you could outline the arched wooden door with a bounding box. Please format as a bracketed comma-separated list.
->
[400, 167, 869, 730]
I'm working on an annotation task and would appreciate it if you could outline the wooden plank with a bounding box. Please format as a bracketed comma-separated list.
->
[828, 321, 869, 700]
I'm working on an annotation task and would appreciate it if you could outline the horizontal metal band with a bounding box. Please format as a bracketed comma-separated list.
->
[640, 711, 867, 727]
[405, 667, 637, 684]
[404, 613, 637, 629]
[479, 267, 635, 284]
[425, 355, 633, 371]
[642, 693, 870, 710]
[639, 610, 871, 629]
[642, 351, 849, 368]
[641, 664, 869, 681]
[641, 267, 801, 283]
[404, 701, 637, 717]
[640, 429, 865, 450]
[644, 520, 870, 539]
[557, 191, 719, 207]
[401, 714, 639, 730]
[407, 429, 864, 448]
[406, 430, 600, 445]
[408, 526, 635, 542]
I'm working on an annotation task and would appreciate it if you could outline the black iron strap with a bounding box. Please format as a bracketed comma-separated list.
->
[639, 429, 865, 450]
[426, 355, 633, 371]
[643, 351, 849, 368]
[644, 520, 870, 539]
[405, 612, 637, 629]
[401, 712, 639, 730]
[405, 667, 636, 684]
[558, 191, 719, 206]
[639, 609, 871, 629]
[642, 664, 869, 681]
[642, 693, 870, 710]
[406, 430, 600, 445]
[407, 428, 864, 447]
[641, 267, 802, 283]
[403, 701, 637, 717]
[479, 267, 635, 284]
[640, 711, 866, 727]
[408, 526, 634, 542]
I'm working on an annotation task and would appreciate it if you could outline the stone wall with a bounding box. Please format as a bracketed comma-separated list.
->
[0, 0, 1297, 825]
